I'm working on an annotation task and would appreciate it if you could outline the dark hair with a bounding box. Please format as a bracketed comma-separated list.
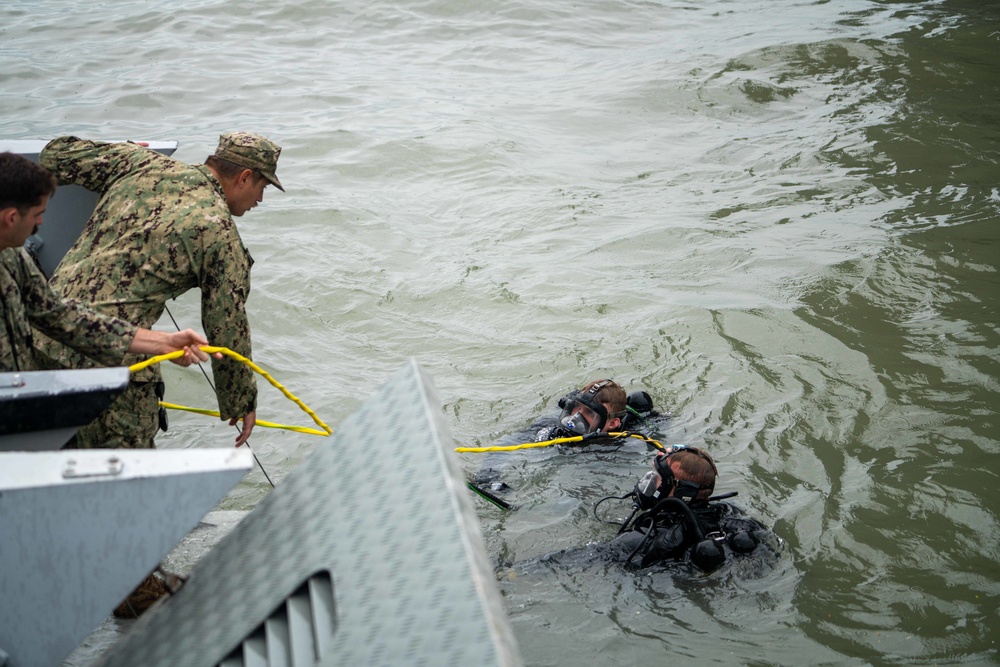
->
[205, 154, 266, 184]
[0, 152, 56, 213]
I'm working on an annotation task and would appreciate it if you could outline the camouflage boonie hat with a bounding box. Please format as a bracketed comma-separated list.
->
[214, 131, 284, 192]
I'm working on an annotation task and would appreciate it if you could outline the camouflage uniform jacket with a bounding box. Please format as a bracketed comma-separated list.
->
[1, 247, 134, 372]
[39, 137, 257, 419]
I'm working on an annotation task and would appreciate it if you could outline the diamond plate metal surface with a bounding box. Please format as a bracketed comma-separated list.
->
[0, 448, 252, 667]
[96, 360, 522, 667]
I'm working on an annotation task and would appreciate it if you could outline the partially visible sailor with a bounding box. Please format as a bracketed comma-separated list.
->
[0, 151, 211, 374]
[36, 132, 285, 448]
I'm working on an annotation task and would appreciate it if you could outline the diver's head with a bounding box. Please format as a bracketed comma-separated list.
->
[621, 390, 657, 430]
[633, 445, 718, 507]
[555, 379, 627, 437]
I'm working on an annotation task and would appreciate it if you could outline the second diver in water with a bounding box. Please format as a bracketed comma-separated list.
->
[515, 445, 778, 574]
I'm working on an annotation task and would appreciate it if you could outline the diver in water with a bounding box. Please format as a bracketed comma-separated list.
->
[469, 379, 665, 497]
[535, 378, 662, 442]
[606, 445, 770, 571]
[516, 445, 775, 574]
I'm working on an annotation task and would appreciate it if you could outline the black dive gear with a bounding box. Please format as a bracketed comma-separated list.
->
[621, 390, 658, 430]
[728, 529, 760, 554]
[553, 379, 627, 438]
[621, 495, 706, 568]
[690, 535, 727, 571]
[615, 496, 764, 572]
[603, 449, 765, 572]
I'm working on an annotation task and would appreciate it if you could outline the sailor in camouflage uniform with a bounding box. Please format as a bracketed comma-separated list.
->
[0, 151, 211, 374]
[37, 132, 284, 448]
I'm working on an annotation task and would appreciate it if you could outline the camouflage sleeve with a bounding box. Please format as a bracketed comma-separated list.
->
[200, 233, 257, 420]
[13, 250, 135, 365]
[40, 136, 142, 190]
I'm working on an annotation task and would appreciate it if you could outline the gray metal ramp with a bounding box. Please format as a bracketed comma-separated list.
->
[96, 359, 522, 667]
[0, 368, 129, 451]
[0, 448, 253, 667]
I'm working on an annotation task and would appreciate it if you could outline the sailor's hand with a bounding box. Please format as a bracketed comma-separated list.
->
[163, 329, 221, 366]
[131, 328, 219, 364]
[168, 345, 200, 367]
[232, 410, 257, 447]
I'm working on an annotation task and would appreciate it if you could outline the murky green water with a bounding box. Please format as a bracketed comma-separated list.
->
[3, 0, 998, 664]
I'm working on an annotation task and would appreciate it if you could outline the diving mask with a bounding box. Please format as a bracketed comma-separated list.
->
[634, 470, 663, 510]
[555, 385, 610, 436]
[557, 400, 605, 436]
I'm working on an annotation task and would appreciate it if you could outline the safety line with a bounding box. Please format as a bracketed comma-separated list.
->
[157, 402, 330, 436]
[129, 346, 332, 437]
[455, 431, 665, 453]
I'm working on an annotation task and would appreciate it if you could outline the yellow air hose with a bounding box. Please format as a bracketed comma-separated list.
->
[129, 346, 332, 437]
[455, 431, 665, 453]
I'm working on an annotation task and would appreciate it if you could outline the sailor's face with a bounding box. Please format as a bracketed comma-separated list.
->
[228, 171, 268, 217]
[1, 196, 47, 248]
